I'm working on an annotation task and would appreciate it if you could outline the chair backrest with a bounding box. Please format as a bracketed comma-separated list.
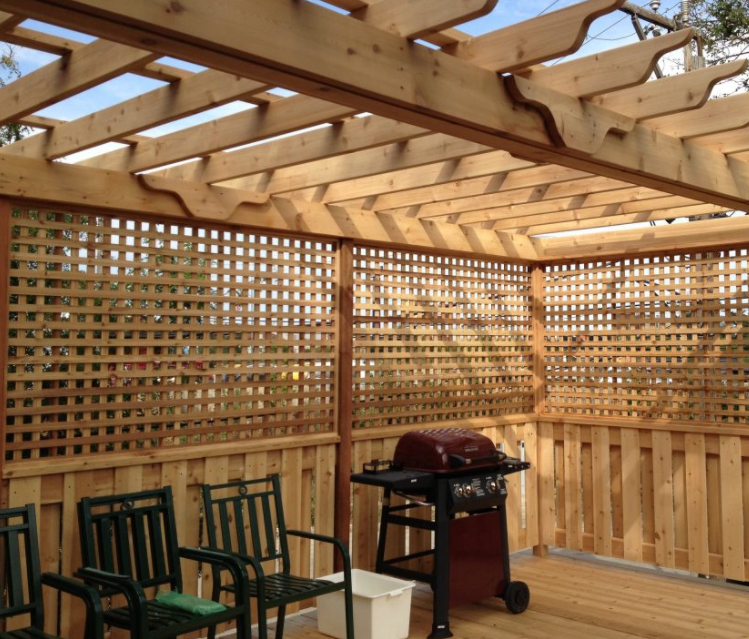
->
[202, 475, 290, 572]
[0, 504, 44, 628]
[77, 487, 183, 593]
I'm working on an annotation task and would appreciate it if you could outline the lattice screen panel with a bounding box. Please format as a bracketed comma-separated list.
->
[352, 247, 534, 429]
[544, 250, 749, 423]
[5, 207, 338, 460]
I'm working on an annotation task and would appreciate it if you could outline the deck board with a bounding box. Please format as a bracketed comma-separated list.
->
[275, 551, 749, 639]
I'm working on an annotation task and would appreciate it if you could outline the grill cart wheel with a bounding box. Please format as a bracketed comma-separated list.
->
[504, 580, 530, 614]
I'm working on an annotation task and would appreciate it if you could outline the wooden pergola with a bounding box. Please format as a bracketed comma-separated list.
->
[1, 1, 749, 638]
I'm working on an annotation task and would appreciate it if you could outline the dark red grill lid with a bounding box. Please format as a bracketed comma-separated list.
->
[393, 428, 505, 474]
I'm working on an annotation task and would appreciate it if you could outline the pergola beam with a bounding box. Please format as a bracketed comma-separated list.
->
[538, 215, 749, 259]
[445, 0, 624, 72]
[590, 59, 748, 120]
[2, 25, 193, 82]
[521, 28, 694, 98]
[80, 95, 358, 173]
[451, 185, 668, 226]
[409, 175, 631, 218]
[646, 92, 749, 140]
[5, 0, 749, 213]
[0, 38, 158, 126]
[1, 71, 269, 160]
[0, 153, 541, 261]
[0, 9, 21, 30]
[225, 134, 491, 195]
[159, 115, 430, 184]
[351, 0, 498, 40]
[486, 194, 704, 232]
[334, 163, 594, 210]
[292, 151, 537, 204]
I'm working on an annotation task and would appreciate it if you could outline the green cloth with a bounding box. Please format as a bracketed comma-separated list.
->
[155, 590, 227, 616]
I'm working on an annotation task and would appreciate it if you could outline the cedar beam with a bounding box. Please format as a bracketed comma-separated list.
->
[2, 25, 192, 82]
[79, 95, 357, 173]
[160, 116, 430, 184]
[6, 0, 749, 212]
[590, 59, 748, 121]
[1, 71, 269, 160]
[521, 28, 694, 98]
[0, 9, 21, 30]
[351, 0, 498, 40]
[446, 0, 624, 72]
[0, 153, 541, 261]
[0, 38, 158, 126]
[224, 134, 490, 195]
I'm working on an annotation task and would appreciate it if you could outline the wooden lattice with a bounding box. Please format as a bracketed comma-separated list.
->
[352, 246, 534, 428]
[5, 207, 338, 459]
[543, 250, 749, 423]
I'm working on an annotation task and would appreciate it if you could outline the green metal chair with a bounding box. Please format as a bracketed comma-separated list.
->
[76, 487, 252, 639]
[201, 474, 354, 639]
[0, 504, 103, 639]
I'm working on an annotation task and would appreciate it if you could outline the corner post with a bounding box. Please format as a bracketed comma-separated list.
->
[334, 239, 355, 568]
[531, 262, 548, 557]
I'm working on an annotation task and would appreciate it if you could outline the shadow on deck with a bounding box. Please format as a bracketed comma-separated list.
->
[281, 550, 749, 639]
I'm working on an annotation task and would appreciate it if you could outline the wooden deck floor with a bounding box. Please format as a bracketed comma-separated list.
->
[280, 550, 749, 639]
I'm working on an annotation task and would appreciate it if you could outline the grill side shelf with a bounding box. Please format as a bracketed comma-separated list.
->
[350, 469, 435, 491]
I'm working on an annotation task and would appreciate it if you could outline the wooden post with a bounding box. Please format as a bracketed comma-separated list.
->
[0, 199, 11, 507]
[334, 239, 354, 569]
[530, 263, 548, 557]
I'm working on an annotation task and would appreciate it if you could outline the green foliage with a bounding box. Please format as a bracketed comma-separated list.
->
[0, 44, 28, 145]
[690, 0, 749, 92]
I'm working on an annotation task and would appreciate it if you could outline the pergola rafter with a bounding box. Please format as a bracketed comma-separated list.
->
[0, 0, 746, 259]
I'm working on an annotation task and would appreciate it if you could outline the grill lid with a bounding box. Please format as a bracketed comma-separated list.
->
[393, 428, 506, 474]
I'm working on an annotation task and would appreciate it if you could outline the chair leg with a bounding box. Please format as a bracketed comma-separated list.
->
[207, 577, 222, 639]
[257, 603, 269, 639]
[344, 578, 355, 639]
[274, 605, 286, 639]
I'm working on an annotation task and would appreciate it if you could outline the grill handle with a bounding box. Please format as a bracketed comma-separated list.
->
[448, 448, 507, 468]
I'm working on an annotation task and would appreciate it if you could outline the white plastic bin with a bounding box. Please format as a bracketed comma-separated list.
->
[316, 569, 415, 639]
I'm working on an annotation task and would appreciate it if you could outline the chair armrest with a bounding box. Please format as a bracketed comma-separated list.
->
[287, 530, 352, 569]
[76, 567, 149, 619]
[180, 547, 250, 601]
[42, 573, 105, 639]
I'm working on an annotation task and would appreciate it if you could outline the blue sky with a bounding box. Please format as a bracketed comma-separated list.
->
[6, 0, 687, 158]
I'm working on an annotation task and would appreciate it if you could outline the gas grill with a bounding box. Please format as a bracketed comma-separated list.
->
[351, 428, 531, 639]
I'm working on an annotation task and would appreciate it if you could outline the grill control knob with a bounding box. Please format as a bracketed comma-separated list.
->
[455, 485, 465, 497]
[487, 479, 498, 493]
[464, 484, 474, 497]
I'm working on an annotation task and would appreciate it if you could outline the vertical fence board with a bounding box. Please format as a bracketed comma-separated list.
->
[706, 452, 722, 557]
[523, 422, 539, 548]
[581, 443, 594, 538]
[685, 434, 710, 574]
[314, 444, 336, 578]
[672, 450, 688, 552]
[554, 438, 566, 541]
[592, 427, 612, 557]
[620, 429, 643, 563]
[537, 422, 556, 548]
[381, 437, 406, 565]
[652, 431, 675, 568]
[282, 448, 304, 614]
[719, 436, 745, 580]
[352, 440, 375, 570]
[563, 423, 582, 551]
[610, 445, 623, 541]
[641, 447, 656, 549]
[504, 425, 520, 552]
